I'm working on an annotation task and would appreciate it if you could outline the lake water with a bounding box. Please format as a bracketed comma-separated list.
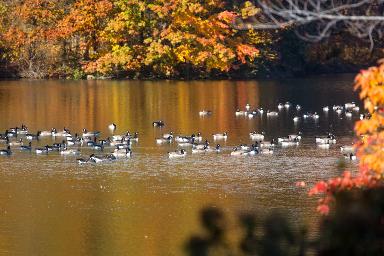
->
[0, 75, 359, 255]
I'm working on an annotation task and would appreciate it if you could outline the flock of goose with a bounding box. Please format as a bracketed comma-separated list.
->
[0, 101, 361, 164]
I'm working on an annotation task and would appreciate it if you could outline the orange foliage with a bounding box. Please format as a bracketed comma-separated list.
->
[310, 61, 384, 214]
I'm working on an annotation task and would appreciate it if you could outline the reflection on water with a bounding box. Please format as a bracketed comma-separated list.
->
[0, 75, 359, 255]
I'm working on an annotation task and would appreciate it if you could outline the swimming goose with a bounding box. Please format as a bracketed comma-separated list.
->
[193, 140, 209, 150]
[293, 116, 300, 122]
[323, 106, 329, 112]
[20, 142, 32, 151]
[168, 149, 186, 158]
[0, 146, 11, 156]
[0, 136, 9, 144]
[77, 158, 89, 164]
[249, 132, 264, 141]
[82, 128, 100, 137]
[108, 123, 117, 132]
[288, 133, 302, 141]
[113, 148, 132, 158]
[316, 133, 336, 144]
[162, 132, 173, 139]
[178, 137, 196, 147]
[277, 103, 284, 110]
[245, 104, 251, 111]
[332, 105, 343, 111]
[205, 144, 221, 153]
[192, 145, 208, 154]
[352, 106, 360, 112]
[303, 112, 319, 120]
[5, 130, 17, 138]
[235, 109, 247, 116]
[257, 108, 264, 114]
[296, 105, 301, 111]
[52, 128, 71, 137]
[266, 111, 278, 117]
[260, 140, 276, 148]
[16, 125, 28, 135]
[35, 146, 49, 154]
[340, 145, 354, 153]
[230, 147, 248, 156]
[128, 132, 139, 142]
[60, 146, 80, 155]
[284, 102, 291, 109]
[26, 131, 41, 140]
[345, 111, 353, 118]
[344, 153, 357, 160]
[153, 121, 165, 127]
[344, 102, 356, 110]
[213, 132, 228, 141]
[89, 154, 104, 163]
[360, 113, 371, 120]
[199, 110, 212, 116]
[40, 129, 54, 137]
[156, 136, 173, 144]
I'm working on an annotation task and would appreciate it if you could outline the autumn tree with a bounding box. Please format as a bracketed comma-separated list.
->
[84, 0, 272, 78]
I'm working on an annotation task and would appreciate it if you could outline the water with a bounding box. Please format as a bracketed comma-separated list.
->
[0, 75, 359, 255]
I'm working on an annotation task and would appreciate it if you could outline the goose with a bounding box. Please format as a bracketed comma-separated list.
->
[156, 136, 172, 144]
[193, 140, 209, 150]
[0, 146, 11, 156]
[281, 140, 299, 147]
[5, 130, 16, 138]
[303, 112, 319, 120]
[52, 128, 71, 137]
[60, 147, 80, 155]
[335, 108, 343, 115]
[115, 143, 131, 150]
[360, 113, 371, 120]
[332, 105, 343, 111]
[249, 132, 264, 141]
[344, 153, 357, 160]
[26, 131, 41, 140]
[323, 106, 329, 112]
[277, 103, 284, 110]
[16, 125, 28, 135]
[108, 123, 117, 132]
[35, 146, 49, 154]
[93, 143, 104, 151]
[340, 145, 354, 153]
[77, 158, 89, 164]
[126, 132, 139, 142]
[257, 108, 264, 114]
[293, 116, 300, 122]
[162, 132, 173, 139]
[352, 106, 360, 112]
[248, 112, 255, 119]
[9, 138, 23, 146]
[238, 144, 250, 151]
[316, 133, 336, 144]
[260, 148, 274, 154]
[235, 109, 247, 116]
[199, 110, 212, 116]
[260, 140, 276, 148]
[153, 120, 165, 127]
[245, 104, 251, 111]
[40, 128, 55, 137]
[178, 138, 196, 147]
[82, 128, 100, 137]
[175, 135, 190, 143]
[113, 148, 132, 158]
[230, 147, 248, 156]
[213, 132, 228, 140]
[89, 154, 104, 163]
[345, 111, 353, 118]
[192, 145, 208, 154]
[288, 133, 302, 141]
[205, 144, 221, 153]
[195, 132, 203, 142]
[284, 102, 291, 109]
[112, 134, 125, 142]
[296, 105, 301, 111]
[168, 149, 186, 158]
[20, 142, 32, 151]
[345, 102, 356, 110]
[266, 111, 278, 117]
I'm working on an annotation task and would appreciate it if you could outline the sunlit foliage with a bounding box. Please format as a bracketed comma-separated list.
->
[309, 61, 384, 214]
